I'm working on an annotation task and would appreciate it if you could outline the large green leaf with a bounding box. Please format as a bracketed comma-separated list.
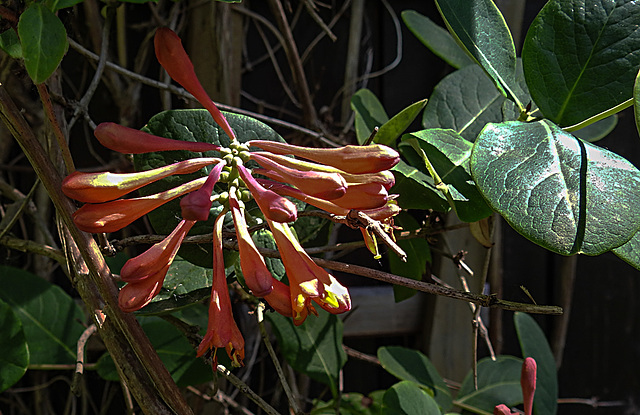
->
[402, 10, 474, 70]
[434, 0, 522, 109]
[390, 160, 449, 212]
[267, 308, 346, 396]
[422, 64, 518, 142]
[17, 3, 68, 84]
[388, 214, 431, 302]
[97, 313, 212, 386]
[0, 298, 28, 392]
[400, 129, 493, 222]
[351, 89, 389, 144]
[0, 266, 85, 365]
[455, 356, 523, 413]
[522, 0, 640, 128]
[378, 346, 451, 412]
[515, 313, 558, 415]
[470, 120, 640, 255]
[135, 109, 285, 268]
[381, 381, 441, 415]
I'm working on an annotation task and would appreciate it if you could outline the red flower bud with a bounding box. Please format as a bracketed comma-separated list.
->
[154, 28, 236, 141]
[521, 357, 537, 415]
[248, 140, 400, 174]
[180, 161, 226, 221]
[94, 122, 221, 154]
[237, 164, 297, 223]
[493, 404, 512, 415]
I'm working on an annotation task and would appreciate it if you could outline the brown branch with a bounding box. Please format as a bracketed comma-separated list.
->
[0, 83, 193, 414]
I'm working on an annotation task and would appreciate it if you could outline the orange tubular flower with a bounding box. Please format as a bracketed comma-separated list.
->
[248, 140, 400, 174]
[72, 177, 206, 233]
[197, 212, 245, 366]
[249, 153, 347, 200]
[251, 151, 396, 189]
[118, 219, 196, 311]
[237, 164, 297, 223]
[267, 219, 351, 325]
[62, 158, 219, 203]
[154, 27, 236, 141]
[229, 193, 273, 297]
[95, 122, 221, 154]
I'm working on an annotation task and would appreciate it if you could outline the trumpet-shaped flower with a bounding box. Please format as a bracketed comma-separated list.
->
[62, 158, 218, 203]
[229, 192, 273, 297]
[248, 140, 400, 174]
[118, 219, 196, 311]
[196, 212, 245, 366]
[72, 177, 206, 233]
[249, 152, 347, 200]
[521, 357, 537, 415]
[267, 219, 351, 325]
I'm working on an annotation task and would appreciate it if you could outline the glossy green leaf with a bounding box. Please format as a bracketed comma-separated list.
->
[0, 298, 28, 392]
[381, 381, 441, 415]
[135, 109, 285, 268]
[267, 308, 346, 396]
[390, 160, 449, 212]
[351, 89, 389, 144]
[97, 314, 212, 386]
[470, 120, 640, 255]
[18, 4, 68, 84]
[402, 10, 474, 69]
[515, 312, 558, 415]
[422, 64, 518, 142]
[435, 0, 522, 109]
[375, 99, 428, 147]
[522, 0, 640, 127]
[0, 266, 85, 365]
[378, 346, 451, 412]
[400, 129, 493, 222]
[388, 214, 431, 302]
[455, 356, 523, 413]
[634, 66, 640, 139]
[613, 231, 640, 271]
[0, 29, 22, 59]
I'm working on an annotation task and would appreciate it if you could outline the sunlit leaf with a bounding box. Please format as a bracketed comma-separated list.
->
[523, 0, 640, 127]
[470, 120, 640, 255]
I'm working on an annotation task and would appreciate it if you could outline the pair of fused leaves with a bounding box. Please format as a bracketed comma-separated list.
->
[401, 0, 640, 267]
[375, 312, 557, 415]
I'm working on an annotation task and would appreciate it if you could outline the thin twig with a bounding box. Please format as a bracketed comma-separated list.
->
[69, 6, 114, 130]
[36, 84, 75, 173]
[257, 303, 302, 415]
[71, 324, 98, 396]
[0, 235, 65, 264]
[215, 364, 281, 415]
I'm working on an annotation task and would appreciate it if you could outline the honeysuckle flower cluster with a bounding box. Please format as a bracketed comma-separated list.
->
[62, 27, 401, 366]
